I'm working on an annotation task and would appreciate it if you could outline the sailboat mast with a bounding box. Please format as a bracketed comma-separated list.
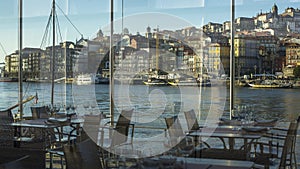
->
[109, 0, 114, 125]
[51, 0, 55, 106]
[230, 0, 235, 120]
[18, 0, 23, 119]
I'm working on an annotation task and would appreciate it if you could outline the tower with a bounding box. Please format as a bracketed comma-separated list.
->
[145, 26, 152, 39]
[272, 3, 278, 18]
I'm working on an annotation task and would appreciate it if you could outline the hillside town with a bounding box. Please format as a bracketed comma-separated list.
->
[1, 4, 300, 82]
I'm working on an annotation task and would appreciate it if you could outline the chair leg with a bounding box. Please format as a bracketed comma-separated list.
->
[50, 153, 53, 169]
[60, 156, 64, 169]
[293, 151, 297, 169]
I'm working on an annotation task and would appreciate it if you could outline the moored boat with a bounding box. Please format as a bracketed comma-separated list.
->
[75, 74, 96, 85]
[95, 74, 109, 84]
[198, 79, 212, 87]
[0, 77, 18, 82]
[168, 78, 198, 86]
[143, 78, 169, 86]
[248, 80, 293, 88]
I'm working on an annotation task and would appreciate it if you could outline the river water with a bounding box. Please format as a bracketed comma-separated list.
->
[1, 81, 299, 123]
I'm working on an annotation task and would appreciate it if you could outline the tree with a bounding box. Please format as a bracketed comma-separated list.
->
[293, 66, 300, 78]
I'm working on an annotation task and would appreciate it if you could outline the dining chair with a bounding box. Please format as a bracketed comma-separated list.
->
[45, 118, 80, 169]
[164, 116, 185, 147]
[63, 138, 102, 169]
[82, 114, 102, 143]
[31, 106, 50, 119]
[98, 109, 135, 167]
[164, 116, 224, 161]
[0, 110, 44, 149]
[0, 110, 14, 147]
[253, 118, 299, 169]
[183, 110, 212, 150]
[99, 109, 135, 148]
[184, 109, 202, 132]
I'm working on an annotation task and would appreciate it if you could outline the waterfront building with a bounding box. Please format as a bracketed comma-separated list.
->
[185, 36, 208, 75]
[232, 34, 257, 75]
[40, 41, 81, 81]
[253, 4, 300, 36]
[203, 22, 223, 34]
[255, 33, 279, 74]
[5, 52, 20, 78]
[3, 48, 45, 80]
[208, 43, 230, 75]
[235, 17, 255, 32]
[285, 40, 300, 66]
[275, 42, 286, 73]
[22, 48, 44, 80]
[0, 62, 5, 77]
[223, 21, 231, 34]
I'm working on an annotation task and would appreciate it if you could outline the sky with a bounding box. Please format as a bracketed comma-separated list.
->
[0, 0, 300, 62]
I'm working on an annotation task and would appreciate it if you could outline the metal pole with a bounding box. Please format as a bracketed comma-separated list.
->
[230, 0, 235, 120]
[110, 0, 114, 125]
[18, 0, 23, 120]
[51, 0, 55, 106]
[122, 0, 123, 34]
[156, 28, 159, 70]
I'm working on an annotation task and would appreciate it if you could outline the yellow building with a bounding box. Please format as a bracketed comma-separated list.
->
[5, 52, 19, 78]
[233, 34, 260, 75]
[208, 43, 230, 75]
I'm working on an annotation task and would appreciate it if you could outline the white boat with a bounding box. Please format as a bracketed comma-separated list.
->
[75, 74, 96, 85]
[168, 77, 211, 87]
[143, 78, 169, 86]
[248, 80, 292, 88]
[168, 78, 198, 86]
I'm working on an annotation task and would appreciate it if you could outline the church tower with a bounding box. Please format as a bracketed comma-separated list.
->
[272, 3, 278, 18]
[145, 26, 152, 39]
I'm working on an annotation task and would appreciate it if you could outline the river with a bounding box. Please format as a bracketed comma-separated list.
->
[0, 81, 299, 123]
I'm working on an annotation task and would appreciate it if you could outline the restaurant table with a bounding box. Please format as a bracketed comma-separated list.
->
[188, 126, 267, 149]
[188, 125, 269, 161]
[11, 117, 84, 148]
[150, 156, 255, 169]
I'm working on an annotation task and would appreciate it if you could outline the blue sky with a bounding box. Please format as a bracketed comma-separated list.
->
[0, 0, 300, 62]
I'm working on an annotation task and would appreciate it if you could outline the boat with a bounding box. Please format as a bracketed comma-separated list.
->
[95, 74, 109, 84]
[75, 74, 96, 85]
[168, 78, 199, 86]
[198, 79, 212, 87]
[0, 77, 18, 82]
[95, 77, 109, 84]
[292, 80, 300, 88]
[143, 78, 170, 86]
[248, 80, 293, 88]
[168, 76, 212, 87]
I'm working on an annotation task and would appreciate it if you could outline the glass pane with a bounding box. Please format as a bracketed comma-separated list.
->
[0, 0, 300, 166]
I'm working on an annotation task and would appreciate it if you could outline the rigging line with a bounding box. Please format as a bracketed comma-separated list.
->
[22, 82, 30, 99]
[55, 12, 63, 43]
[40, 13, 53, 49]
[0, 42, 7, 56]
[55, 3, 83, 37]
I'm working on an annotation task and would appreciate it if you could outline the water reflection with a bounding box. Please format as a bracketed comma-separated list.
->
[0, 82, 299, 122]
